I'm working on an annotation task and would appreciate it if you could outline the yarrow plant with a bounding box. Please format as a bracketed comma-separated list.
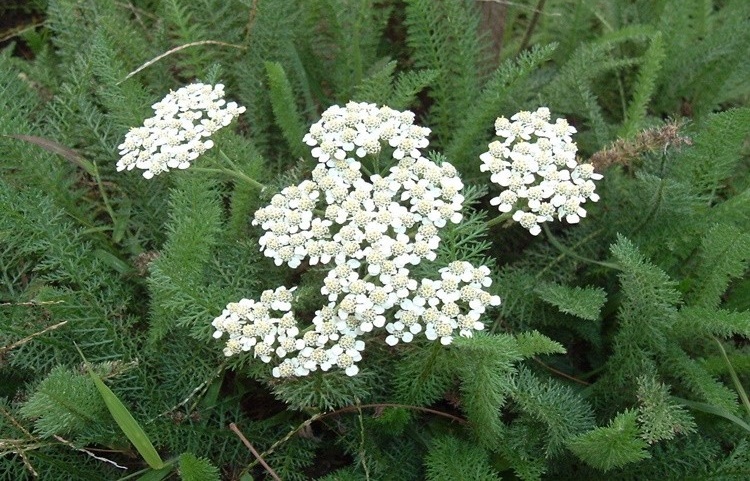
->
[480, 107, 602, 235]
[211, 101, 501, 377]
[115, 91, 598, 378]
[116, 83, 245, 179]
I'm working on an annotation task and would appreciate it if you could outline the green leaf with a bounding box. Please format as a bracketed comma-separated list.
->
[511, 367, 595, 456]
[674, 108, 750, 195]
[390, 68, 439, 110]
[687, 224, 750, 309]
[425, 435, 500, 481]
[714, 337, 750, 420]
[618, 31, 665, 138]
[265, 61, 308, 159]
[77, 347, 165, 469]
[535, 282, 607, 321]
[636, 374, 696, 444]
[445, 43, 557, 167]
[352, 59, 397, 104]
[178, 453, 220, 481]
[568, 410, 651, 472]
[4, 134, 96, 175]
[674, 397, 750, 435]
[514, 330, 567, 358]
[676, 306, 750, 339]
[19, 365, 107, 438]
[134, 464, 175, 481]
[453, 333, 523, 444]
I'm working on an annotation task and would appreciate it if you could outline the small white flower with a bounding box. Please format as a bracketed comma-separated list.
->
[385, 322, 414, 346]
[513, 210, 543, 236]
[425, 317, 456, 345]
[457, 311, 484, 337]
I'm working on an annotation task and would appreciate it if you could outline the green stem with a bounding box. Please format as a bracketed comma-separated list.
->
[90, 161, 118, 228]
[542, 223, 620, 270]
[192, 167, 265, 190]
[212, 148, 267, 190]
[517, 0, 547, 55]
[486, 210, 514, 228]
[218, 148, 241, 171]
[713, 336, 750, 420]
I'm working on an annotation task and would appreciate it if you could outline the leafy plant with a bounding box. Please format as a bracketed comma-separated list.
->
[1, 0, 749, 479]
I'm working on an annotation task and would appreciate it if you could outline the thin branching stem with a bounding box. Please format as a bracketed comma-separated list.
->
[486, 210, 513, 228]
[517, 0, 547, 55]
[245, 402, 467, 472]
[230, 423, 282, 481]
[320, 402, 467, 425]
[191, 167, 265, 190]
[542, 223, 620, 270]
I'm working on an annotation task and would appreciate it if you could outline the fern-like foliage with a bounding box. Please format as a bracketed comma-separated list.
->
[393, 344, 457, 406]
[425, 435, 499, 481]
[0, 183, 132, 370]
[661, 344, 738, 413]
[654, 0, 750, 116]
[178, 452, 221, 481]
[271, 370, 376, 412]
[299, 0, 391, 101]
[606, 235, 681, 385]
[404, 0, 484, 145]
[686, 224, 750, 309]
[2, 0, 750, 478]
[160, 0, 213, 79]
[618, 31, 665, 139]
[265, 61, 308, 159]
[147, 174, 223, 342]
[673, 108, 750, 199]
[535, 282, 607, 321]
[675, 307, 750, 340]
[453, 333, 521, 448]
[19, 366, 108, 439]
[352, 59, 438, 111]
[544, 25, 659, 149]
[444, 43, 557, 173]
[635, 374, 696, 444]
[509, 367, 595, 457]
[567, 410, 651, 472]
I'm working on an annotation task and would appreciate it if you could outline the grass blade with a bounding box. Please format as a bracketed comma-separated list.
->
[76, 346, 165, 469]
[674, 396, 750, 434]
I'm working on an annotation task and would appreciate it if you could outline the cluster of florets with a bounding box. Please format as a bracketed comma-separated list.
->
[253, 102, 463, 270]
[210, 286, 366, 376]
[117, 83, 245, 179]
[480, 107, 602, 235]
[212, 102, 500, 377]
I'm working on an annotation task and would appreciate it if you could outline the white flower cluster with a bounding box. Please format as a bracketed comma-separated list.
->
[117, 83, 246, 179]
[480, 107, 602, 235]
[254, 102, 463, 270]
[212, 102, 500, 377]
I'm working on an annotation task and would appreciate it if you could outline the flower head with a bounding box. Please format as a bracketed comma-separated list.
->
[481, 107, 602, 234]
[117, 83, 245, 178]
[213, 102, 502, 377]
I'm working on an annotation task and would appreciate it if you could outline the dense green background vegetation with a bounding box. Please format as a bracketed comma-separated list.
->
[1, 0, 749, 479]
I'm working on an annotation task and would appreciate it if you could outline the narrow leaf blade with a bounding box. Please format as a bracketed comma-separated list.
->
[674, 397, 750, 434]
[5, 134, 96, 175]
[76, 346, 165, 470]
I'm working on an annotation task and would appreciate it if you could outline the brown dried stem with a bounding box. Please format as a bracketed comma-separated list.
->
[230, 423, 282, 481]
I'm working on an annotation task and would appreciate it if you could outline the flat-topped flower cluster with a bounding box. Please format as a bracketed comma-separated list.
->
[481, 107, 602, 235]
[117, 83, 245, 179]
[211, 102, 500, 377]
[116, 85, 602, 378]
